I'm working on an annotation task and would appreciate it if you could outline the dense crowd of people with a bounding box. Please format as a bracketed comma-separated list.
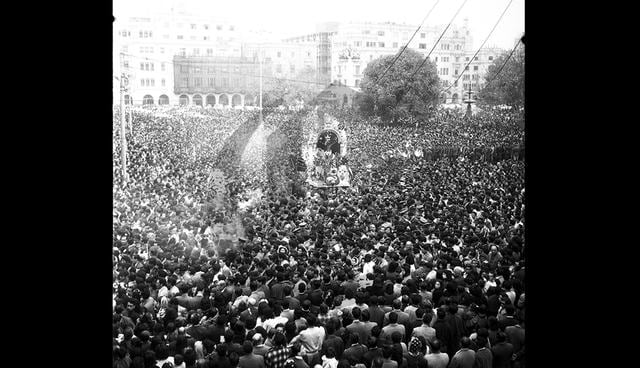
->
[113, 105, 525, 368]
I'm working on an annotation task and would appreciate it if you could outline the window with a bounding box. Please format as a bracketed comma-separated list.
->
[204, 24, 209, 30]
[393, 42, 398, 48]
[161, 79, 165, 87]
[207, 48, 213, 56]
[465, 57, 470, 61]
[150, 63, 154, 71]
[216, 25, 222, 30]
[140, 62, 145, 70]
[209, 78, 214, 86]
[378, 31, 385, 36]
[161, 63, 165, 71]
[121, 46, 128, 53]
[456, 56, 460, 62]
[472, 74, 479, 80]
[160, 47, 165, 54]
[362, 30, 370, 34]
[465, 66, 469, 71]
[441, 44, 450, 50]
[290, 64, 295, 73]
[463, 74, 470, 80]
[191, 24, 196, 29]
[194, 78, 202, 87]
[419, 43, 426, 49]
[203, 36, 209, 41]
[150, 79, 155, 87]
[474, 56, 478, 60]
[182, 77, 188, 86]
[140, 79, 144, 87]
[139, 31, 143, 38]
[378, 42, 385, 48]
[355, 65, 360, 75]
[421, 33, 426, 38]
[276, 64, 282, 73]
[455, 69, 459, 75]
[455, 44, 461, 50]
[277, 51, 281, 57]
[355, 79, 360, 87]
[180, 65, 188, 73]
[193, 48, 200, 55]
[439, 68, 448, 75]
[435, 57, 438, 62]
[354, 41, 361, 47]
[123, 61, 129, 68]
[229, 26, 234, 31]
[489, 56, 494, 60]
[473, 65, 478, 71]
[179, 48, 186, 56]
[177, 35, 183, 39]
[442, 56, 449, 62]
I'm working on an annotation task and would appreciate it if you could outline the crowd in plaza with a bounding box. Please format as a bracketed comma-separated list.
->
[113, 105, 525, 368]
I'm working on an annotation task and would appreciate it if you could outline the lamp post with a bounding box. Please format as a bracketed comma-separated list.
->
[463, 82, 475, 119]
[119, 73, 129, 185]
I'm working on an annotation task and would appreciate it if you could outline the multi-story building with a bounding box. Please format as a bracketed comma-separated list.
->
[113, 10, 241, 106]
[172, 55, 268, 107]
[241, 41, 318, 81]
[282, 30, 337, 85]
[322, 19, 503, 104]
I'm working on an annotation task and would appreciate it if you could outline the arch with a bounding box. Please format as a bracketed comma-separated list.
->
[158, 94, 170, 105]
[219, 94, 229, 106]
[316, 129, 341, 155]
[451, 93, 459, 104]
[206, 94, 216, 107]
[124, 95, 132, 105]
[142, 95, 154, 105]
[231, 94, 242, 107]
[440, 94, 448, 103]
[193, 94, 203, 106]
[179, 94, 189, 105]
[244, 93, 255, 106]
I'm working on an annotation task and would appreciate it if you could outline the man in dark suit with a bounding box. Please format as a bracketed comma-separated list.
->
[490, 332, 514, 368]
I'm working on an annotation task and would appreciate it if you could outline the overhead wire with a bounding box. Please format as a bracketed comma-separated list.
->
[441, 0, 515, 95]
[372, 0, 441, 86]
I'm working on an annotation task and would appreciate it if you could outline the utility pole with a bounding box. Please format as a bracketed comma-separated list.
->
[119, 61, 129, 185]
[259, 47, 263, 124]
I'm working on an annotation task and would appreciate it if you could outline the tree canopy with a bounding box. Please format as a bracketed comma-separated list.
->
[478, 45, 525, 108]
[359, 48, 440, 122]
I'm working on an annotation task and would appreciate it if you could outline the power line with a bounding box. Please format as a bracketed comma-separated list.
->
[409, 0, 468, 81]
[481, 36, 522, 89]
[442, 0, 515, 95]
[395, 0, 468, 107]
[372, 0, 441, 86]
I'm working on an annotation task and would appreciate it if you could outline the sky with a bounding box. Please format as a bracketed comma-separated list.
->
[114, 0, 524, 50]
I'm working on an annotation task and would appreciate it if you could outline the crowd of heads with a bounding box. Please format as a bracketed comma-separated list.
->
[113, 104, 525, 368]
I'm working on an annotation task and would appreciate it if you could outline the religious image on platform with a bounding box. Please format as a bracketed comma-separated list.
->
[113, 1, 525, 368]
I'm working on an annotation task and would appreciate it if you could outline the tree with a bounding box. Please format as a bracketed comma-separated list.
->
[478, 45, 524, 108]
[359, 49, 440, 122]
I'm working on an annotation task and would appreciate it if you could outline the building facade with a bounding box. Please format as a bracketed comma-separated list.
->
[282, 31, 337, 85]
[172, 55, 268, 107]
[113, 10, 241, 106]
[322, 20, 504, 104]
